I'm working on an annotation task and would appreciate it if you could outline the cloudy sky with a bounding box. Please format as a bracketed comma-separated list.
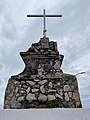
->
[0, 0, 90, 109]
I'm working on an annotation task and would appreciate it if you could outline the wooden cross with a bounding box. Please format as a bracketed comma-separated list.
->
[27, 9, 62, 38]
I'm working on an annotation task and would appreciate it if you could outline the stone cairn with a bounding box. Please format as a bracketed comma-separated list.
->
[4, 37, 82, 108]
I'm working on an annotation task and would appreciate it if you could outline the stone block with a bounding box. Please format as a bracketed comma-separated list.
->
[65, 93, 69, 101]
[40, 85, 45, 93]
[38, 80, 47, 85]
[64, 85, 72, 92]
[32, 88, 39, 92]
[27, 81, 35, 86]
[48, 95, 56, 101]
[54, 60, 60, 70]
[17, 96, 25, 102]
[38, 93, 47, 102]
[72, 92, 80, 102]
[26, 93, 37, 102]
[55, 93, 63, 99]
[26, 87, 30, 94]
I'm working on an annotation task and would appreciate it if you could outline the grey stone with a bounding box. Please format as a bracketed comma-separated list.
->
[10, 96, 16, 105]
[38, 66, 44, 75]
[65, 93, 69, 101]
[22, 85, 27, 89]
[9, 91, 13, 97]
[32, 88, 39, 92]
[34, 79, 40, 82]
[58, 89, 63, 96]
[72, 92, 80, 102]
[11, 101, 21, 109]
[57, 82, 60, 86]
[55, 93, 63, 99]
[38, 80, 47, 85]
[20, 90, 26, 94]
[40, 37, 49, 48]
[68, 92, 73, 98]
[38, 71, 42, 76]
[48, 82, 53, 88]
[38, 93, 47, 102]
[76, 102, 81, 107]
[31, 75, 37, 79]
[27, 81, 35, 86]
[4, 100, 9, 105]
[54, 60, 60, 70]
[55, 72, 62, 77]
[15, 87, 19, 93]
[16, 93, 19, 97]
[26, 93, 37, 102]
[48, 95, 56, 101]
[48, 89, 56, 92]
[40, 85, 45, 93]
[14, 81, 20, 85]
[64, 85, 72, 92]
[17, 96, 25, 102]
[34, 84, 39, 88]
[26, 87, 30, 94]
[21, 81, 25, 84]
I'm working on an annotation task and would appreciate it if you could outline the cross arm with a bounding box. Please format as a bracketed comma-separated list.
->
[27, 15, 62, 17]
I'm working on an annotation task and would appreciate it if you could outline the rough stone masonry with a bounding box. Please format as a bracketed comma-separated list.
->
[4, 37, 82, 108]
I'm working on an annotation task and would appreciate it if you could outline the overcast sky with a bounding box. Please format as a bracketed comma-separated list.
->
[0, 0, 90, 109]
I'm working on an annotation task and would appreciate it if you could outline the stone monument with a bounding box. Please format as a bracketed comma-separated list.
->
[4, 9, 82, 108]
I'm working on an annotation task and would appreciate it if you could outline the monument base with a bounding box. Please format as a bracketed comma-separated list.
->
[0, 109, 90, 120]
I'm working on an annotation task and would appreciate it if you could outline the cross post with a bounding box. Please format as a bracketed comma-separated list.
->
[27, 9, 62, 38]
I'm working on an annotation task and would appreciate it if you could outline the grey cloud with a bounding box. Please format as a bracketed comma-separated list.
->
[0, 64, 3, 71]
[0, 0, 5, 14]
[1, 17, 17, 40]
[47, 0, 90, 39]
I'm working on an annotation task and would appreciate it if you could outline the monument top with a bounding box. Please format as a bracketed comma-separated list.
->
[27, 9, 62, 38]
[4, 36, 82, 108]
